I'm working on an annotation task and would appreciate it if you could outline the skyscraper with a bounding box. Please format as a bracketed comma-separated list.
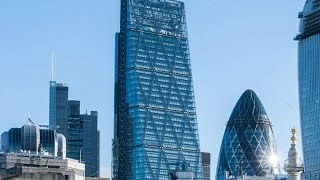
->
[49, 81, 100, 177]
[216, 90, 279, 180]
[296, 1, 320, 179]
[67, 100, 82, 159]
[67, 100, 100, 177]
[49, 81, 68, 135]
[113, 0, 203, 179]
[81, 111, 100, 177]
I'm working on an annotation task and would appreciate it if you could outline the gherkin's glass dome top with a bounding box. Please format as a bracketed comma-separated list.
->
[216, 90, 278, 180]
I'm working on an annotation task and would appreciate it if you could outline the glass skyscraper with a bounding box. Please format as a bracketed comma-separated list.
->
[49, 81, 69, 135]
[113, 0, 203, 179]
[67, 100, 100, 177]
[49, 82, 100, 177]
[216, 90, 279, 180]
[67, 100, 82, 159]
[296, 0, 320, 179]
[81, 111, 100, 177]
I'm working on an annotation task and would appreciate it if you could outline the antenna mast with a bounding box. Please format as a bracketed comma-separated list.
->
[51, 53, 54, 81]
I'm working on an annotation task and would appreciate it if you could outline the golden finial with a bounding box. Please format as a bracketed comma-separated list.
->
[291, 128, 297, 144]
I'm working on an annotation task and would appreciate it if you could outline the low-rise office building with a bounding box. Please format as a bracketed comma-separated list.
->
[85, 177, 110, 180]
[0, 152, 85, 180]
[1, 118, 66, 158]
[201, 152, 211, 180]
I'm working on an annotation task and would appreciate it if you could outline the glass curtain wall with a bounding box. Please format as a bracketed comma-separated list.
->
[113, 0, 203, 179]
[216, 90, 279, 180]
[297, 1, 320, 178]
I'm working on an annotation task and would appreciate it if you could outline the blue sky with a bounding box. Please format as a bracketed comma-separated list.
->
[0, 0, 305, 178]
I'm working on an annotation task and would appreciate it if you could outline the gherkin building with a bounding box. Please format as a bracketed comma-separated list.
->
[216, 90, 278, 180]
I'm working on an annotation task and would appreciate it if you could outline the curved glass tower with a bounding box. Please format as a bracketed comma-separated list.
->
[112, 0, 203, 179]
[296, 1, 320, 178]
[216, 90, 278, 180]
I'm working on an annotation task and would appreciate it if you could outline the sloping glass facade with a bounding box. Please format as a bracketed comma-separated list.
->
[297, 1, 320, 178]
[113, 0, 203, 179]
[216, 90, 278, 180]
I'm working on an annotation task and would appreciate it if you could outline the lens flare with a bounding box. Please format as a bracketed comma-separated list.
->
[269, 154, 278, 168]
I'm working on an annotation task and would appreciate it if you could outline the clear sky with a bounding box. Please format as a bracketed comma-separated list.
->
[0, 0, 305, 178]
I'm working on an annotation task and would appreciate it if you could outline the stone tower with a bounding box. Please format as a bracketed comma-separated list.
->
[284, 128, 303, 180]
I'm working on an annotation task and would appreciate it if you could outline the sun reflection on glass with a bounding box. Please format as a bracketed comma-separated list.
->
[269, 154, 278, 168]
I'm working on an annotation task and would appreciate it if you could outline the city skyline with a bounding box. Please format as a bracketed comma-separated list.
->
[0, 0, 304, 178]
[50, 80, 100, 177]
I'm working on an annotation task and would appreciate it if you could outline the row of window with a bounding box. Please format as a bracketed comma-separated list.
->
[127, 36, 189, 49]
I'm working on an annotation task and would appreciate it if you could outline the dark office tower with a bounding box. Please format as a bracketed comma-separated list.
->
[49, 81, 68, 135]
[296, 1, 320, 179]
[216, 90, 279, 180]
[201, 152, 211, 180]
[81, 111, 100, 177]
[113, 0, 203, 179]
[67, 100, 82, 160]
[67, 101, 100, 177]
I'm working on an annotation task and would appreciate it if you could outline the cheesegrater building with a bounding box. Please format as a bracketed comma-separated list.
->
[112, 0, 203, 179]
[216, 90, 279, 180]
[296, 0, 320, 179]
